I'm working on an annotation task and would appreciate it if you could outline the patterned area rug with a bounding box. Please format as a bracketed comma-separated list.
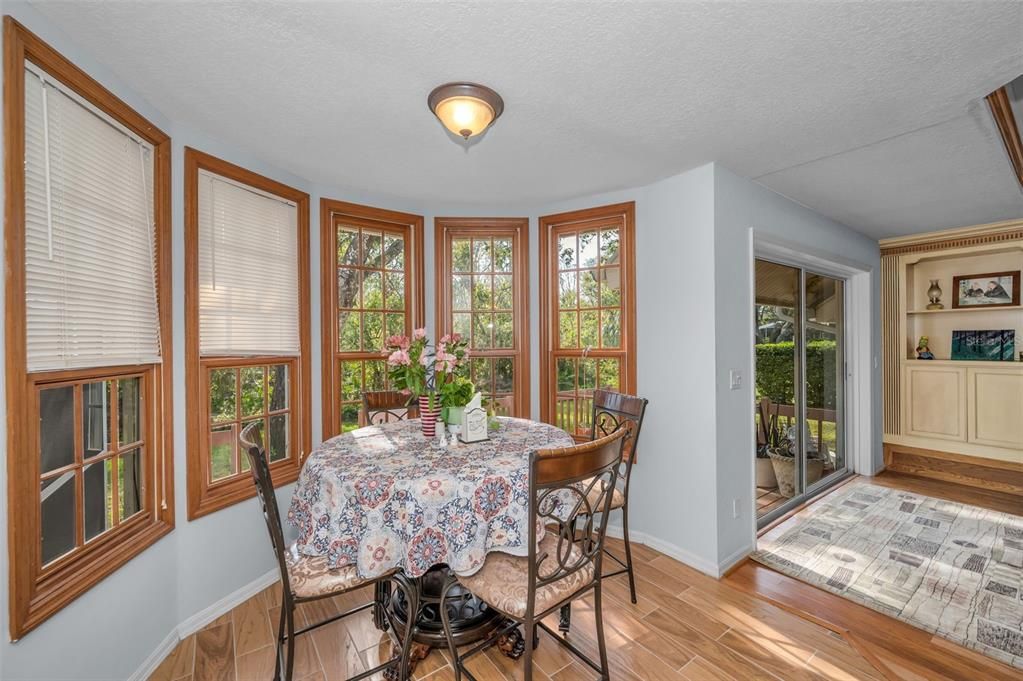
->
[754, 480, 1023, 670]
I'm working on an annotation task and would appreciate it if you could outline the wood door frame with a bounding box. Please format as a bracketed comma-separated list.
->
[320, 199, 424, 440]
[434, 217, 530, 418]
[538, 202, 637, 429]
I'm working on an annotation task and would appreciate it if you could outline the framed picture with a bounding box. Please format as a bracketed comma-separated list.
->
[950, 329, 1015, 361]
[952, 270, 1020, 308]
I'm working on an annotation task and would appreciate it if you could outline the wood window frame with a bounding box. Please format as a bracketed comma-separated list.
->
[184, 148, 311, 520]
[320, 199, 424, 440]
[4, 16, 174, 638]
[434, 217, 530, 418]
[538, 202, 637, 434]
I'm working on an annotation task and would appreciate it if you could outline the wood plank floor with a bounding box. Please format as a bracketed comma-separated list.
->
[151, 536, 887, 681]
[860, 469, 1021, 516]
[149, 470, 1020, 681]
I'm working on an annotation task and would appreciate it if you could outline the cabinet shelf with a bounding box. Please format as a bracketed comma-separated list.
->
[907, 305, 1022, 315]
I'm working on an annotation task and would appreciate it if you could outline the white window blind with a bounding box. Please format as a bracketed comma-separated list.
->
[23, 65, 161, 373]
[197, 170, 300, 356]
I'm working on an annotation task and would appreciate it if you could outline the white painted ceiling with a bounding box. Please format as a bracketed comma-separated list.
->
[30, 1, 1023, 239]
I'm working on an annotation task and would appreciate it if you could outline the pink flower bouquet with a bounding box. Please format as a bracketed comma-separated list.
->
[383, 329, 470, 411]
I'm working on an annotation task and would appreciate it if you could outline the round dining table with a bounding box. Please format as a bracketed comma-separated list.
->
[287, 416, 575, 667]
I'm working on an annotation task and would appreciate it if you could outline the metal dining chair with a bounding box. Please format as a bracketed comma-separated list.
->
[438, 425, 631, 681]
[362, 390, 419, 426]
[557, 389, 649, 632]
[240, 422, 420, 681]
[586, 389, 649, 603]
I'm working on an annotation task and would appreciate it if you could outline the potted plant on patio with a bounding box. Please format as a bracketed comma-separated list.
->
[768, 424, 825, 497]
[756, 423, 780, 489]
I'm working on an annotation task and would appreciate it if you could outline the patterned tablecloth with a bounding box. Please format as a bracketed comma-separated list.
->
[288, 417, 574, 579]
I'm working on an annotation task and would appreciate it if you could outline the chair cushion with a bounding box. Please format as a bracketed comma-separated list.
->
[284, 543, 380, 598]
[585, 482, 625, 512]
[457, 534, 595, 618]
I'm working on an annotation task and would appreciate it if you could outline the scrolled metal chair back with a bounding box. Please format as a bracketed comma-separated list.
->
[590, 389, 648, 496]
[528, 425, 631, 603]
[362, 389, 419, 425]
[240, 421, 293, 597]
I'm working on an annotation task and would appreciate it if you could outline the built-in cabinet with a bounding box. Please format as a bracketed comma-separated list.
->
[903, 362, 967, 442]
[968, 366, 1023, 450]
[903, 362, 1023, 450]
[881, 221, 1023, 495]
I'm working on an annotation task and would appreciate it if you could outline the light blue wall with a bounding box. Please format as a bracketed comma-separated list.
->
[0, 5, 880, 678]
[712, 164, 882, 565]
[169, 126, 315, 626]
[530, 169, 722, 569]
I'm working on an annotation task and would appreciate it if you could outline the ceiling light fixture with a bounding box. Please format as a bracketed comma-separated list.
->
[428, 82, 504, 140]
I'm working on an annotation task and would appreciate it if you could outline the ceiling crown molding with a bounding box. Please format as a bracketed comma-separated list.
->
[879, 218, 1022, 255]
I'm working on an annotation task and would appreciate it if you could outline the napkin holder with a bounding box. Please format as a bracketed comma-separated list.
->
[459, 392, 489, 443]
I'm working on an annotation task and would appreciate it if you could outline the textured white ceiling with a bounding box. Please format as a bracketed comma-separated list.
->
[29, 1, 1023, 239]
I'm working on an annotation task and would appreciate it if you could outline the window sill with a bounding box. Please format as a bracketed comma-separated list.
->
[13, 516, 174, 640]
[187, 458, 301, 521]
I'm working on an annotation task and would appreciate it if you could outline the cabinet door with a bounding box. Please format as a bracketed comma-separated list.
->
[967, 368, 1023, 450]
[903, 365, 966, 442]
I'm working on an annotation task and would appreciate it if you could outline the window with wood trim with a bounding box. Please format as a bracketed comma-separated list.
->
[539, 203, 637, 439]
[4, 17, 174, 638]
[206, 361, 294, 480]
[321, 200, 424, 437]
[185, 149, 311, 520]
[435, 218, 530, 417]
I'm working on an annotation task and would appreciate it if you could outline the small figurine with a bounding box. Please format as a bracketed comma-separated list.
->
[916, 335, 935, 360]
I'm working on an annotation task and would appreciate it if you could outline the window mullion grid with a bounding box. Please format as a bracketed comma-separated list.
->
[234, 367, 242, 478]
[262, 364, 270, 465]
[73, 383, 85, 548]
[109, 377, 120, 527]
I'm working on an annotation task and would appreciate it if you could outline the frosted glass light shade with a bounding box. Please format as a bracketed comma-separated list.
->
[428, 83, 504, 140]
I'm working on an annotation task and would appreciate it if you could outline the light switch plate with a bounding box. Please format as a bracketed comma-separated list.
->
[729, 369, 742, 390]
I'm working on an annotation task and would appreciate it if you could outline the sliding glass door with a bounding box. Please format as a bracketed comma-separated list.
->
[755, 259, 848, 526]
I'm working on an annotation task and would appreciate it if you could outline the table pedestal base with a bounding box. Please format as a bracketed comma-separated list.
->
[377, 565, 525, 678]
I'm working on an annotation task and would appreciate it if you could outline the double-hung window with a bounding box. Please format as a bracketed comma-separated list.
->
[320, 200, 424, 437]
[539, 203, 637, 439]
[185, 149, 311, 519]
[5, 17, 174, 637]
[435, 218, 530, 417]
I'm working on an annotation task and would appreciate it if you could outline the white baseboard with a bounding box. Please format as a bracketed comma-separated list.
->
[605, 524, 730, 578]
[717, 543, 752, 575]
[128, 568, 279, 681]
[127, 628, 180, 681]
[177, 568, 279, 637]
